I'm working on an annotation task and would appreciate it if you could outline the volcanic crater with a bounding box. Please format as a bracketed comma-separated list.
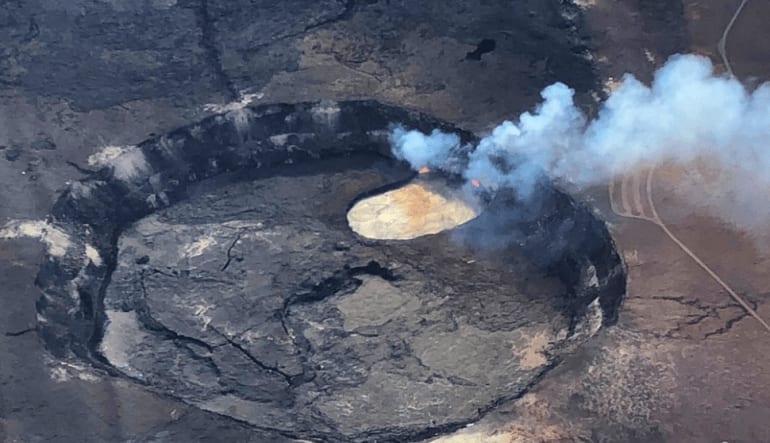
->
[36, 100, 625, 442]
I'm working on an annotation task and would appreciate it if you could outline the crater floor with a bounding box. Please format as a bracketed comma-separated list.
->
[101, 155, 570, 441]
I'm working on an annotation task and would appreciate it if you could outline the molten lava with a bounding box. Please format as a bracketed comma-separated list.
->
[418, 166, 430, 174]
[347, 180, 479, 240]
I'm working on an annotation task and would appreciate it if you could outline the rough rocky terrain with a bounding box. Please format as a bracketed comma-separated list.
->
[2, 0, 770, 442]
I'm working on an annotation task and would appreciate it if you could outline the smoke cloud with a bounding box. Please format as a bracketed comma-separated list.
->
[390, 126, 470, 174]
[390, 54, 770, 227]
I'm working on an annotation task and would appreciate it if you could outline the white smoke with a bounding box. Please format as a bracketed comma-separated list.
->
[391, 54, 770, 226]
[390, 126, 468, 172]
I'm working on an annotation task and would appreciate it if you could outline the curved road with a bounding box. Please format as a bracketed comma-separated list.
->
[610, 168, 770, 333]
[608, 0, 770, 334]
[718, 0, 751, 76]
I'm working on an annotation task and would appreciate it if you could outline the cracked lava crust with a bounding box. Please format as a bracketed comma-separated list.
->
[34, 100, 626, 442]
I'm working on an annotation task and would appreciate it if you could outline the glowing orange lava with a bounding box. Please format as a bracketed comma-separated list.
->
[418, 166, 430, 174]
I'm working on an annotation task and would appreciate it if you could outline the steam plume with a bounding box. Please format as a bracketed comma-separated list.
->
[390, 54, 770, 226]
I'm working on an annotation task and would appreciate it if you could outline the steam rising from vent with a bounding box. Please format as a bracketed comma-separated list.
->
[88, 145, 148, 181]
[391, 127, 469, 174]
[391, 54, 770, 225]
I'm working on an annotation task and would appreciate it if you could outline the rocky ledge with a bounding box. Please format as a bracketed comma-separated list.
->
[34, 100, 625, 442]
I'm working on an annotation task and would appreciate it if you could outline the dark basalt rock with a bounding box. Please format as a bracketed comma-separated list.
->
[465, 39, 497, 60]
[35, 100, 625, 442]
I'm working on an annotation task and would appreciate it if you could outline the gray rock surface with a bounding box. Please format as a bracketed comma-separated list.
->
[0, 0, 593, 124]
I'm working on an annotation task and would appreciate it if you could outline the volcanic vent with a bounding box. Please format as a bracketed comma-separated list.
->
[37, 101, 625, 442]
